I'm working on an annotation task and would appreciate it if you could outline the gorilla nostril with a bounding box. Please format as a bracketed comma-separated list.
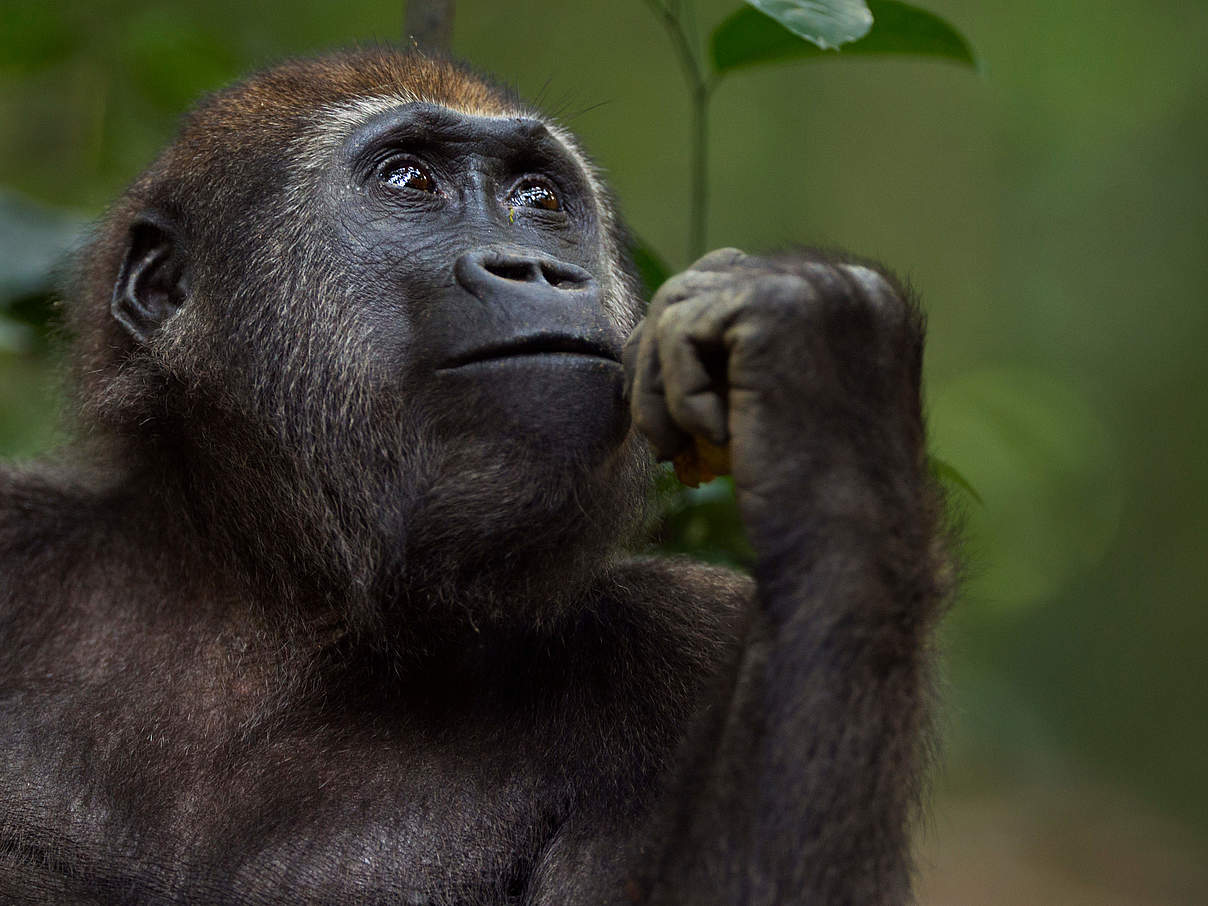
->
[484, 259, 540, 283]
[540, 261, 589, 289]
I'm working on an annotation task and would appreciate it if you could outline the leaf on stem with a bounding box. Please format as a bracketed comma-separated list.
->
[742, 0, 873, 52]
[712, 0, 978, 75]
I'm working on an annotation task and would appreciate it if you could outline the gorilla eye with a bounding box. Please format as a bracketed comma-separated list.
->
[510, 180, 562, 212]
[380, 161, 436, 193]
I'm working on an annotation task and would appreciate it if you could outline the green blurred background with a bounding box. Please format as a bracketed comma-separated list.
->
[2, 1, 1205, 900]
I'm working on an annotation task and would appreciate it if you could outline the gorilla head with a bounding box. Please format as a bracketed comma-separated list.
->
[68, 51, 653, 635]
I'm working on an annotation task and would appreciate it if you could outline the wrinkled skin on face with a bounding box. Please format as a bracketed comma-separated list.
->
[330, 104, 631, 462]
[0, 49, 952, 906]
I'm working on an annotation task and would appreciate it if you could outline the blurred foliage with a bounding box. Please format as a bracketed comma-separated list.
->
[1, 0, 1207, 874]
[0, 189, 85, 353]
[932, 368, 1122, 611]
[653, 468, 755, 569]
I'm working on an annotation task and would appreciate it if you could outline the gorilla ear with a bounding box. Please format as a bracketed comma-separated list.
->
[112, 214, 188, 343]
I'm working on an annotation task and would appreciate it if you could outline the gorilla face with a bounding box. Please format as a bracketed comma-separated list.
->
[323, 103, 635, 468]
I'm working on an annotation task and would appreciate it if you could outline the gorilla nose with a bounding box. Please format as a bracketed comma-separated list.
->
[454, 249, 597, 298]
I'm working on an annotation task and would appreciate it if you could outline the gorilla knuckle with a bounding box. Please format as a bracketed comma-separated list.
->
[840, 263, 909, 325]
[791, 261, 911, 337]
[690, 247, 747, 272]
[840, 263, 895, 301]
[741, 271, 817, 326]
[652, 269, 729, 310]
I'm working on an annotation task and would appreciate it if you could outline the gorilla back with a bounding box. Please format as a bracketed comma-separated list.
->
[0, 49, 952, 905]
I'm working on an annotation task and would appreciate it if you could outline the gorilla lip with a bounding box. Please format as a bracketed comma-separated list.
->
[439, 333, 621, 370]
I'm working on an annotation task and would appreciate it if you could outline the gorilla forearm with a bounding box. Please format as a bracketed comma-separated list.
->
[644, 536, 944, 903]
[626, 247, 948, 903]
[646, 629, 931, 904]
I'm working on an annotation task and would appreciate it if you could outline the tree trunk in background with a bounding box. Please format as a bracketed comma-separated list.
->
[405, 0, 455, 53]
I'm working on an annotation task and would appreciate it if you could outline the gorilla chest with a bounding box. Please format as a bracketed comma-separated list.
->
[6, 722, 585, 905]
[202, 744, 564, 903]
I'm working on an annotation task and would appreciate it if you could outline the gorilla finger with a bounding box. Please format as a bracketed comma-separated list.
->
[628, 320, 689, 459]
[689, 247, 748, 273]
[631, 385, 691, 461]
[655, 305, 729, 446]
[649, 268, 736, 315]
[672, 291, 749, 351]
[669, 389, 728, 449]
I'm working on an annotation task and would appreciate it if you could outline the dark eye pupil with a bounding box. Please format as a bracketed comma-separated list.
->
[514, 184, 560, 211]
[383, 164, 433, 192]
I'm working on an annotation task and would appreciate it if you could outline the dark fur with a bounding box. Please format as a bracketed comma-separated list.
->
[0, 48, 951, 905]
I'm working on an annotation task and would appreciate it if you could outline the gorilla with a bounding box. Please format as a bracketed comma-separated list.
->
[0, 49, 952, 905]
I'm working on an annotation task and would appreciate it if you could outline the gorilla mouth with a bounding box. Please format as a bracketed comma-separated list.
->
[441, 334, 622, 370]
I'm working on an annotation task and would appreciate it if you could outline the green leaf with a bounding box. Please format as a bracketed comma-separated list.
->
[630, 238, 673, 300]
[929, 454, 983, 505]
[743, 1, 873, 52]
[712, 0, 978, 75]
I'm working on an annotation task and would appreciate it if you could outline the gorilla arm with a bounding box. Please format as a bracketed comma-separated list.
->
[624, 249, 950, 905]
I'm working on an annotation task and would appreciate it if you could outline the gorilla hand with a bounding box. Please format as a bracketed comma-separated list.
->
[624, 247, 927, 555]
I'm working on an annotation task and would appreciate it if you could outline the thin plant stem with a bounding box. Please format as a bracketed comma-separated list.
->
[644, 0, 715, 262]
[689, 82, 710, 261]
